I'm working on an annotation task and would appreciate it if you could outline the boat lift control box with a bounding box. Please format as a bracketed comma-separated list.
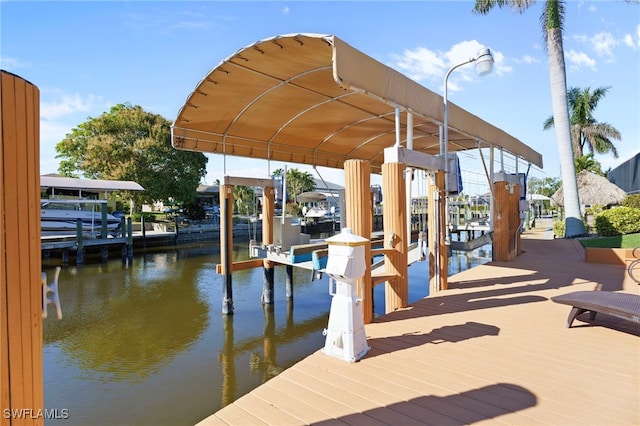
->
[322, 228, 370, 362]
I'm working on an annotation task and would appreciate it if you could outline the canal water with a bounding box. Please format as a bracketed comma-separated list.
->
[42, 239, 491, 425]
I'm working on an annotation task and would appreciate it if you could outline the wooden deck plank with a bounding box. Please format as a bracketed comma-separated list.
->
[232, 393, 301, 425]
[301, 355, 514, 425]
[202, 220, 640, 425]
[253, 380, 353, 425]
[372, 312, 639, 421]
[282, 368, 430, 425]
[271, 375, 388, 426]
[202, 402, 267, 426]
[366, 337, 619, 425]
[292, 360, 465, 424]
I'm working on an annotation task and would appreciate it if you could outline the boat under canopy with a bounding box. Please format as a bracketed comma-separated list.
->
[171, 33, 543, 174]
[41, 199, 121, 235]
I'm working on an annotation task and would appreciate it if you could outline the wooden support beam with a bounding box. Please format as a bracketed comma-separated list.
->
[220, 184, 234, 314]
[382, 162, 408, 313]
[493, 181, 509, 261]
[261, 186, 276, 304]
[371, 248, 397, 257]
[343, 159, 373, 324]
[224, 176, 275, 187]
[428, 171, 447, 293]
[216, 259, 265, 274]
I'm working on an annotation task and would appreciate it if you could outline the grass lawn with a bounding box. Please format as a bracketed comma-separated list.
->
[579, 233, 640, 249]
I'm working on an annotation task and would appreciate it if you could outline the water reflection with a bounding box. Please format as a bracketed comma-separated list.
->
[43, 242, 331, 425]
[42, 241, 490, 425]
[44, 258, 209, 382]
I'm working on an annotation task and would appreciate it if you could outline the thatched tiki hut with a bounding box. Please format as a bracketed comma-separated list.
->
[551, 170, 627, 208]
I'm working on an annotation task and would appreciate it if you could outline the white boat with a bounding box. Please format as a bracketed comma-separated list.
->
[297, 192, 338, 223]
[304, 200, 334, 219]
[41, 200, 121, 235]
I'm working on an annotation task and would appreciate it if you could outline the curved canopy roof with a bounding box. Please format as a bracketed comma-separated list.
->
[172, 33, 542, 174]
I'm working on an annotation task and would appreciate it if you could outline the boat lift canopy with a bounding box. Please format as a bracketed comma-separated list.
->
[171, 33, 542, 174]
[41, 175, 144, 195]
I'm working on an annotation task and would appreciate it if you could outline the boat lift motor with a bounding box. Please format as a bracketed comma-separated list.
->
[322, 228, 370, 362]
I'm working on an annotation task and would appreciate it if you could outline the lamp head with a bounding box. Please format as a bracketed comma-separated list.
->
[474, 48, 494, 77]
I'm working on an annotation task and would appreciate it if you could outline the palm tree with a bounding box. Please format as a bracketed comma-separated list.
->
[473, 0, 587, 237]
[543, 86, 621, 159]
[233, 186, 255, 215]
[574, 153, 603, 175]
[286, 168, 316, 206]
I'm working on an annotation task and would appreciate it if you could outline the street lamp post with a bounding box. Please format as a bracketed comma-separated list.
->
[442, 48, 494, 242]
[433, 47, 494, 292]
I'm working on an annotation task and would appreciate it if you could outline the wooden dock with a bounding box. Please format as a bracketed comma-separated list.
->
[198, 219, 639, 425]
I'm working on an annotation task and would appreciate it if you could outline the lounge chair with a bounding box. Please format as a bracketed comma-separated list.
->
[551, 291, 640, 328]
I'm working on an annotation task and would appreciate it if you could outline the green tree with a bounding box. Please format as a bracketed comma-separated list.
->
[233, 186, 256, 215]
[528, 176, 561, 197]
[574, 153, 603, 175]
[271, 167, 316, 205]
[55, 103, 207, 211]
[287, 168, 316, 206]
[473, 0, 587, 237]
[543, 86, 621, 159]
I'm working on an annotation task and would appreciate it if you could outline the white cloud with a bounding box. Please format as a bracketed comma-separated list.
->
[38, 90, 108, 173]
[623, 25, 640, 49]
[590, 32, 617, 58]
[515, 54, 541, 65]
[389, 40, 510, 93]
[281, 6, 290, 15]
[573, 34, 588, 43]
[565, 50, 596, 71]
[390, 46, 445, 82]
[0, 56, 30, 69]
[40, 91, 103, 121]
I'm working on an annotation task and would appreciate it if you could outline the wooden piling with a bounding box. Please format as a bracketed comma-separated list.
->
[427, 171, 447, 292]
[381, 162, 408, 313]
[141, 215, 147, 248]
[1, 70, 44, 425]
[285, 265, 294, 299]
[126, 217, 133, 259]
[101, 204, 108, 238]
[261, 186, 275, 304]
[220, 184, 234, 314]
[343, 159, 373, 323]
[120, 217, 127, 261]
[492, 180, 522, 261]
[76, 218, 84, 265]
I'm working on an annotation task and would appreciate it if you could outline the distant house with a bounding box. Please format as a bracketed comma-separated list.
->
[608, 152, 639, 195]
[196, 184, 220, 207]
[197, 178, 344, 205]
[41, 174, 144, 212]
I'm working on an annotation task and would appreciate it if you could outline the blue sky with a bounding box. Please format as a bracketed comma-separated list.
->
[2, 1, 638, 192]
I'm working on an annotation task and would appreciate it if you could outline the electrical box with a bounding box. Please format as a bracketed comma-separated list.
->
[322, 228, 370, 362]
[325, 228, 368, 284]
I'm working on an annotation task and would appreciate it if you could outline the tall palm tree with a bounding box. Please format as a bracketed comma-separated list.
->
[543, 86, 621, 159]
[473, 0, 587, 237]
